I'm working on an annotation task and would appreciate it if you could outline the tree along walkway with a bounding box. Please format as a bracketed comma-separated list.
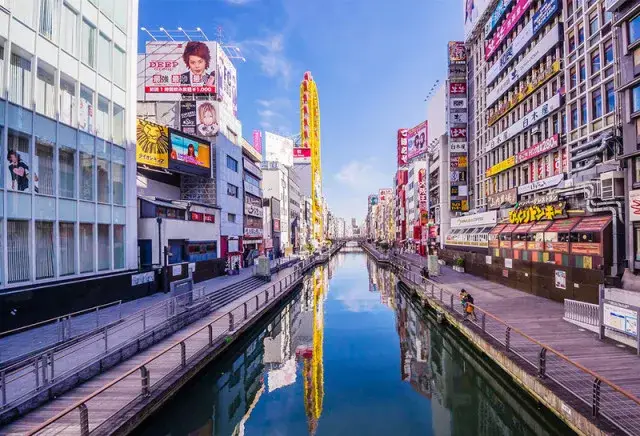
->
[0, 265, 300, 436]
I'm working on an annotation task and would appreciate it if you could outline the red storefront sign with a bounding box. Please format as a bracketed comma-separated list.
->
[450, 127, 467, 139]
[516, 134, 559, 163]
[397, 129, 408, 166]
[190, 212, 204, 222]
[449, 82, 467, 95]
[204, 214, 215, 223]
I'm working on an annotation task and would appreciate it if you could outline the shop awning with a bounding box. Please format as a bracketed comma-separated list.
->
[572, 215, 612, 232]
[513, 223, 535, 234]
[139, 196, 188, 210]
[500, 223, 520, 234]
[546, 217, 581, 233]
[489, 224, 507, 235]
[528, 221, 553, 233]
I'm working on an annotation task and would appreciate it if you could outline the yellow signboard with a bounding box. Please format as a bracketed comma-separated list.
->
[486, 156, 516, 177]
[508, 201, 566, 224]
[136, 119, 169, 169]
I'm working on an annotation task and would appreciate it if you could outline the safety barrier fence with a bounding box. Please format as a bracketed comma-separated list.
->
[389, 255, 640, 436]
[563, 299, 600, 333]
[23, 245, 342, 435]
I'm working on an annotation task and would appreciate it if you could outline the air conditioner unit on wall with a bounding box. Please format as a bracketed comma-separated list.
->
[600, 171, 625, 200]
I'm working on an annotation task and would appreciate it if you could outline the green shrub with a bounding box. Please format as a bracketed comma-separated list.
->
[454, 257, 465, 267]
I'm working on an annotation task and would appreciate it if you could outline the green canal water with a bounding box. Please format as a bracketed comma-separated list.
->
[135, 251, 574, 436]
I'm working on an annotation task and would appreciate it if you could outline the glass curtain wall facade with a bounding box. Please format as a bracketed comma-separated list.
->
[0, 0, 136, 290]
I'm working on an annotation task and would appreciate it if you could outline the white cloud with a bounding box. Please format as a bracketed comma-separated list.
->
[240, 34, 293, 88]
[334, 158, 385, 190]
[223, 0, 257, 4]
[256, 98, 293, 134]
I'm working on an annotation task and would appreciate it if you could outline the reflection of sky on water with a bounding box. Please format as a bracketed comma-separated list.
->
[329, 254, 386, 313]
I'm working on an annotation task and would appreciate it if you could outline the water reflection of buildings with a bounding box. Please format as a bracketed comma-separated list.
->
[367, 257, 396, 308]
[392, 287, 554, 436]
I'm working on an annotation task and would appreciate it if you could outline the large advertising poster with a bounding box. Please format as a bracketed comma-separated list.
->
[397, 129, 408, 166]
[252, 130, 263, 154]
[168, 129, 211, 176]
[136, 119, 169, 169]
[448, 41, 466, 64]
[485, 0, 533, 59]
[407, 121, 428, 160]
[180, 101, 220, 138]
[216, 44, 238, 117]
[265, 132, 294, 167]
[144, 41, 217, 99]
[6, 151, 39, 193]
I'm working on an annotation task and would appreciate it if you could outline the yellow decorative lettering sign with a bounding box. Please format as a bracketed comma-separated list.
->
[486, 156, 516, 177]
[508, 201, 566, 224]
[136, 119, 169, 169]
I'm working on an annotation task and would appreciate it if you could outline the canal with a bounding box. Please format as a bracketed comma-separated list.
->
[135, 250, 574, 435]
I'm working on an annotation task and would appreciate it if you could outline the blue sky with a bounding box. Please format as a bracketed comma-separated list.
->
[139, 0, 463, 222]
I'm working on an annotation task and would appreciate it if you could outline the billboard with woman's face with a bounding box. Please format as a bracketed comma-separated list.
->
[6, 150, 39, 193]
[144, 41, 218, 99]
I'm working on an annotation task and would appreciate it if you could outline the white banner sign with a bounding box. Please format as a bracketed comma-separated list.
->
[449, 112, 468, 124]
[487, 24, 561, 106]
[518, 174, 564, 194]
[487, 19, 534, 85]
[485, 92, 562, 153]
[244, 227, 264, 238]
[449, 98, 468, 110]
[450, 142, 468, 153]
[629, 189, 640, 222]
[450, 210, 497, 228]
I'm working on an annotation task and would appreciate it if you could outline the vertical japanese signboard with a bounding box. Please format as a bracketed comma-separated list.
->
[447, 41, 469, 212]
[397, 128, 408, 167]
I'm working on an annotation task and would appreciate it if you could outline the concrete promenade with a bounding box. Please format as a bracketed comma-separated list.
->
[364, 243, 640, 434]
[0, 259, 294, 364]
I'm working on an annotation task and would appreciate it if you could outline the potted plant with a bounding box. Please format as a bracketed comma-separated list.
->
[453, 256, 465, 273]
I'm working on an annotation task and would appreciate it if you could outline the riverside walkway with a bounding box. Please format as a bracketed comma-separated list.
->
[363, 243, 640, 436]
[0, 249, 339, 435]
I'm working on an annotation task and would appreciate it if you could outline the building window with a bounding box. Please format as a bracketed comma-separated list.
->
[581, 98, 587, 125]
[36, 64, 56, 118]
[81, 19, 96, 68]
[112, 162, 125, 206]
[114, 0, 128, 30]
[96, 96, 110, 139]
[80, 223, 94, 273]
[80, 152, 94, 201]
[591, 51, 601, 74]
[228, 213, 236, 223]
[636, 228, 640, 262]
[606, 81, 615, 113]
[35, 221, 55, 279]
[227, 183, 239, 198]
[592, 89, 602, 119]
[113, 104, 124, 145]
[98, 224, 110, 271]
[589, 13, 599, 36]
[579, 60, 586, 82]
[39, 0, 57, 40]
[36, 142, 55, 196]
[59, 222, 75, 276]
[226, 155, 238, 172]
[97, 157, 109, 203]
[605, 42, 613, 66]
[60, 75, 76, 126]
[114, 225, 125, 269]
[60, 3, 77, 55]
[570, 67, 577, 89]
[8, 220, 30, 283]
[633, 85, 640, 113]
[100, 0, 114, 18]
[635, 157, 640, 184]
[59, 147, 75, 198]
[578, 24, 585, 44]
[113, 45, 125, 89]
[629, 14, 640, 45]
[605, 11, 613, 25]
[569, 31, 576, 52]
[98, 33, 111, 79]
[9, 53, 32, 107]
[79, 86, 94, 134]
[245, 172, 260, 187]
[7, 130, 30, 192]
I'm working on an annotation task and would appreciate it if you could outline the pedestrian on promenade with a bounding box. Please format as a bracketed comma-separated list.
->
[463, 291, 477, 322]
[459, 289, 467, 313]
[234, 261, 240, 275]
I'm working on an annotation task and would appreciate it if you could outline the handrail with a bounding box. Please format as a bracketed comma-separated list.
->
[387, 255, 640, 434]
[0, 300, 123, 339]
[25, 249, 338, 435]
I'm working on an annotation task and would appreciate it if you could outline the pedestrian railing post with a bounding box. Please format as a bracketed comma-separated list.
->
[50, 351, 55, 381]
[104, 326, 109, 352]
[41, 355, 48, 386]
[0, 370, 6, 406]
[96, 306, 100, 328]
[180, 341, 186, 368]
[229, 313, 235, 332]
[244, 302, 248, 320]
[505, 327, 511, 352]
[79, 403, 89, 436]
[450, 294, 454, 310]
[34, 358, 40, 389]
[266, 290, 269, 303]
[439, 288, 443, 303]
[481, 313, 486, 332]
[208, 324, 213, 346]
[431, 284, 435, 298]
[538, 348, 547, 378]
[592, 378, 602, 418]
[143, 310, 147, 332]
[140, 366, 150, 397]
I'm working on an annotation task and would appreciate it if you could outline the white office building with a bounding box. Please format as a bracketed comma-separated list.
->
[0, 0, 138, 292]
